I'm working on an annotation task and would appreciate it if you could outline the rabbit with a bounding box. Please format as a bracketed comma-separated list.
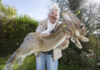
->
[4, 10, 89, 70]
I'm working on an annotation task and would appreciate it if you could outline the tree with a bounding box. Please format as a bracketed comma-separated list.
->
[0, 0, 17, 24]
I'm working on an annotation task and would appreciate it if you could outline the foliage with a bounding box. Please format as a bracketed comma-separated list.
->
[0, 0, 17, 25]
[0, 15, 38, 56]
[60, 48, 100, 70]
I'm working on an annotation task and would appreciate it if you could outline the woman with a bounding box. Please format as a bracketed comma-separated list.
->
[35, 3, 70, 70]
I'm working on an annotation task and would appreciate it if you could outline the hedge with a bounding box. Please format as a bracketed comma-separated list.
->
[0, 15, 38, 56]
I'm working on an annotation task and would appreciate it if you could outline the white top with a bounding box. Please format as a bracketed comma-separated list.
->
[41, 19, 57, 34]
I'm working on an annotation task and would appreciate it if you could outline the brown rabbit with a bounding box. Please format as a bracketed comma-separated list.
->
[4, 10, 89, 70]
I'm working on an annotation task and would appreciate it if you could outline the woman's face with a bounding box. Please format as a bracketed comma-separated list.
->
[48, 10, 59, 24]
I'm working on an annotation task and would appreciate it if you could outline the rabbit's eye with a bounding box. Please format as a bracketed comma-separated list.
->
[80, 25, 83, 28]
[80, 25, 85, 30]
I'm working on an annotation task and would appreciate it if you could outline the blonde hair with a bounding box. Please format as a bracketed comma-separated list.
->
[49, 3, 60, 18]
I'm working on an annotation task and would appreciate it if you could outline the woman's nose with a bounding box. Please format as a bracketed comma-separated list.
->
[52, 14, 56, 17]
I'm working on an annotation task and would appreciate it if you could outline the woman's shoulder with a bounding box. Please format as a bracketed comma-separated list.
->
[38, 19, 48, 25]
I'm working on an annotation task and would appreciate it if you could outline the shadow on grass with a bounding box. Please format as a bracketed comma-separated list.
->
[0, 54, 93, 70]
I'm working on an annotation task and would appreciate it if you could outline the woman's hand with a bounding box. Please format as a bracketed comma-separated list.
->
[66, 33, 71, 38]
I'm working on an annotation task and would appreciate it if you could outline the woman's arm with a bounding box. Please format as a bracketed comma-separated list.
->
[35, 22, 43, 33]
[59, 38, 69, 50]
[59, 33, 71, 50]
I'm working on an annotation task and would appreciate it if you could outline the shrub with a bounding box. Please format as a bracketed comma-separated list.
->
[60, 47, 100, 70]
[0, 15, 38, 57]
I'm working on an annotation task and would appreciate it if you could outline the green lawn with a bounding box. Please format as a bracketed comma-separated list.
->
[0, 54, 93, 70]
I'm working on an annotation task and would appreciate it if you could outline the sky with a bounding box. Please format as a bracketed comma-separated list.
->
[2, 0, 52, 20]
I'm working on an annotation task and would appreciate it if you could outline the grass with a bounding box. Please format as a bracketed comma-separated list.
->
[0, 54, 36, 70]
[0, 54, 93, 70]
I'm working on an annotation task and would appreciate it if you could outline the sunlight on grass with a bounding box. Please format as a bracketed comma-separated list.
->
[0, 54, 36, 70]
[13, 54, 36, 70]
[0, 56, 10, 70]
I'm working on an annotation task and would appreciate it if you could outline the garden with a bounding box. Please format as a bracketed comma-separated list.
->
[0, 0, 100, 70]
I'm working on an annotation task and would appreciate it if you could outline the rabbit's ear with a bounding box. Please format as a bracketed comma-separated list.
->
[61, 10, 73, 22]
[71, 37, 82, 49]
